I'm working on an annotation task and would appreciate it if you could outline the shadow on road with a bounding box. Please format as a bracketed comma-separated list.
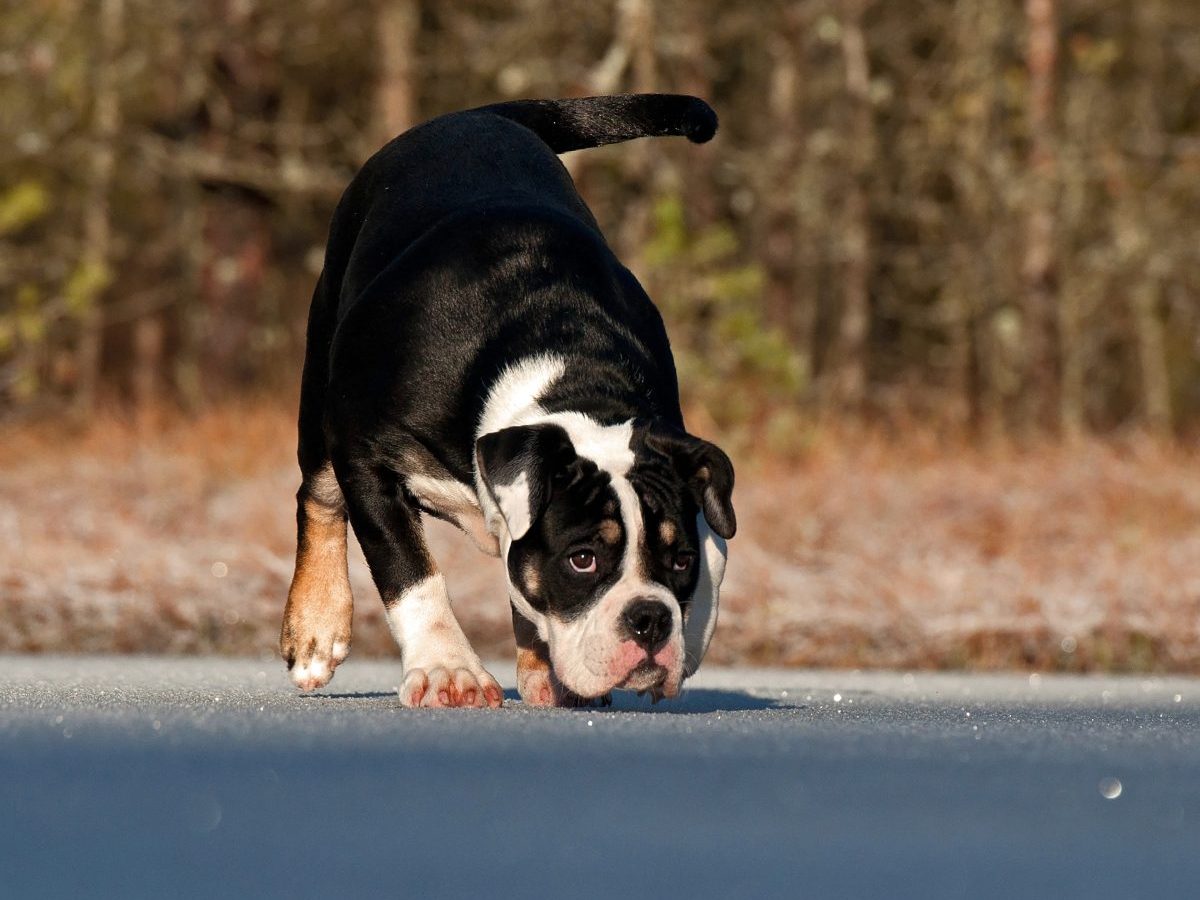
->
[609, 689, 794, 714]
[494, 688, 795, 714]
[302, 691, 398, 700]
[300, 688, 797, 713]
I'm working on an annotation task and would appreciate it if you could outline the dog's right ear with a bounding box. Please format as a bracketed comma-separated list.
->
[476, 424, 576, 541]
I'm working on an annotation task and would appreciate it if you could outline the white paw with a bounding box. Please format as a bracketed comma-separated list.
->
[398, 664, 504, 709]
[282, 628, 351, 692]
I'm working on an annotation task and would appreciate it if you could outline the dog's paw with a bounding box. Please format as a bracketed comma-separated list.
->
[283, 633, 350, 692]
[280, 600, 352, 691]
[399, 665, 504, 709]
[517, 664, 611, 709]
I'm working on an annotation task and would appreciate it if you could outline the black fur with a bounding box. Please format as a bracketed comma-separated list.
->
[294, 94, 732, 630]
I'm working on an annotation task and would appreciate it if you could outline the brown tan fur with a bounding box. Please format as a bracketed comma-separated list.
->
[522, 561, 541, 596]
[658, 520, 677, 545]
[513, 611, 613, 709]
[280, 469, 354, 684]
[598, 518, 622, 545]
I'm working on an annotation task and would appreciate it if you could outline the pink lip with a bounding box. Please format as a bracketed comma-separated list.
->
[608, 639, 648, 679]
[607, 639, 681, 693]
[653, 644, 678, 670]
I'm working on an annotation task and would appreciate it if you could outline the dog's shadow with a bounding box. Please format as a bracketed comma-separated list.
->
[503, 687, 795, 714]
[314, 688, 794, 713]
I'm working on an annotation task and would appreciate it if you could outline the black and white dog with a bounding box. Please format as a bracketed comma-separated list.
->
[281, 94, 736, 708]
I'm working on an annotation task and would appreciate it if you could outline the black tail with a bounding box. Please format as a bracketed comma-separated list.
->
[471, 94, 717, 154]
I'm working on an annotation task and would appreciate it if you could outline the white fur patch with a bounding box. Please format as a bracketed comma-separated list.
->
[491, 470, 533, 540]
[682, 516, 727, 678]
[475, 353, 635, 475]
[385, 575, 500, 709]
[407, 473, 479, 518]
[290, 655, 332, 691]
[475, 354, 566, 441]
[385, 574, 468, 663]
[474, 354, 636, 547]
[544, 467, 684, 698]
[407, 473, 499, 555]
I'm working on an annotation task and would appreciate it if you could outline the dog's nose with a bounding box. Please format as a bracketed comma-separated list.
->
[622, 600, 672, 653]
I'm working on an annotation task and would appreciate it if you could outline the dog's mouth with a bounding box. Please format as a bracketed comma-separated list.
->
[618, 659, 668, 692]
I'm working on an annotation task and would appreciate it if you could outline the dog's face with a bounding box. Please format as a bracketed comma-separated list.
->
[477, 419, 734, 699]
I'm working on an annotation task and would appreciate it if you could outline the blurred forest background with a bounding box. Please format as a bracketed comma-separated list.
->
[3, 0, 1199, 442]
[2, 0, 1199, 671]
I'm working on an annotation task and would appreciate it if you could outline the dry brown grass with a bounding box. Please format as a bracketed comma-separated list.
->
[2, 404, 1199, 673]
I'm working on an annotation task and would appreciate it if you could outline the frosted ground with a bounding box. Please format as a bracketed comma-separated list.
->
[3, 409, 1198, 671]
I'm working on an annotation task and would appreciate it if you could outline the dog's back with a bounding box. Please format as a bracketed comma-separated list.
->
[324, 94, 717, 311]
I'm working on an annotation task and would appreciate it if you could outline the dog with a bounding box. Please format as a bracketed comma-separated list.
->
[280, 94, 736, 708]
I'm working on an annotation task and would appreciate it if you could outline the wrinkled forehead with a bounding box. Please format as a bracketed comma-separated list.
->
[542, 463, 623, 538]
[573, 448, 699, 552]
[535, 415, 695, 545]
[628, 448, 695, 526]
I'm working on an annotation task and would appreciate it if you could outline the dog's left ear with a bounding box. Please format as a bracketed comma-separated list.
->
[644, 424, 736, 539]
[476, 424, 576, 541]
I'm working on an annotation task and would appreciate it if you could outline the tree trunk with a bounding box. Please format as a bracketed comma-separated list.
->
[376, 0, 420, 147]
[616, 0, 658, 274]
[1132, 282, 1171, 433]
[763, 14, 800, 342]
[1021, 0, 1061, 433]
[133, 316, 164, 430]
[1129, 0, 1173, 436]
[831, 0, 873, 415]
[680, 11, 716, 231]
[74, 0, 125, 418]
[1056, 60, 1101, 441]
[947, 0, 1008, 440]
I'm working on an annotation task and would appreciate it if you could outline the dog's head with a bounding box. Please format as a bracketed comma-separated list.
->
[476, 417, 734, 700]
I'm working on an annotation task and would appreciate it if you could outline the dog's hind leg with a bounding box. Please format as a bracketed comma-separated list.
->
[281, 274, 355, 690]
[332, 448, 503, 709]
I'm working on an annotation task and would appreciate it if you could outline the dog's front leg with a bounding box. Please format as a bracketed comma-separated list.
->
[337, 454, 503, 709]
[512, 606, 611, 709]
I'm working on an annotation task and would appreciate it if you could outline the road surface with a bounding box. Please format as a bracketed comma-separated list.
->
[1, 655, 1197, 898]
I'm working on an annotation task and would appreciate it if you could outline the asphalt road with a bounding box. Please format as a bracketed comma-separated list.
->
[1, 656, 1197, 899]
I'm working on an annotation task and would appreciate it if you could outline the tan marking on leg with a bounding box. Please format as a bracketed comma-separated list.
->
[280, 475, 354, 691]
[516, 646, 555, 708]
[515, 624, 612, 709]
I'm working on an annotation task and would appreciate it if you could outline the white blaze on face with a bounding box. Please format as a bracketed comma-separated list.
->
[544, 475, 686, 700]
[475, 354, 689, 699]
[542, 469, 684, 698]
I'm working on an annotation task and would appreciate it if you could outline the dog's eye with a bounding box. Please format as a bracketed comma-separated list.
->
[568, 550, 596, 573]
[672, 551, 695, 572]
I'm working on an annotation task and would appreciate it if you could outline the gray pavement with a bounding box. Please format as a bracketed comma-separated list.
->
[1, 655, 1197, 898]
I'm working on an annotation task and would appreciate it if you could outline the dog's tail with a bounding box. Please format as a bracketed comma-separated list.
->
[471, 94, 717, 154]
